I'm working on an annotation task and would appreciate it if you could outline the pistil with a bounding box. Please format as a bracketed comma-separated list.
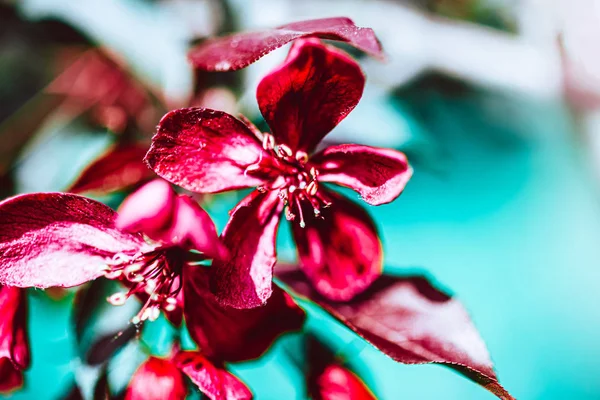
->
[244, 133, 331, 225]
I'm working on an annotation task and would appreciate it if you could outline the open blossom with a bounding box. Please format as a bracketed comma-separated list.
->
[146, 39, 412, 309]
[0, 178, 225, 324]
[0, 285, 29, 393]
[0, 179, 295, 324]
[0, 179, 213, 323]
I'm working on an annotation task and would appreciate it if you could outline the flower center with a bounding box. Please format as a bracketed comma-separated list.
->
[103, 247, 186, 324]
[245, 133, 331, 227]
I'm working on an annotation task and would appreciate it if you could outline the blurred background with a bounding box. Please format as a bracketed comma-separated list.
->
[1, 0, 600, 398]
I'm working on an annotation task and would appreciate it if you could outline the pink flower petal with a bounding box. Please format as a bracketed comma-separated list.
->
[278, 272, 515, 400]
[311, 144, 413, 206]
[188, 17, 383, 71]
[0, 286, 28, 394]
[145, 108, 268, 194]
[116, 179, 177, 240]
[183, 268, 305, 362]
[174, 351, 252, 400]
[165, 196, 225, 258]
[314, 365, 376, 400]
[291, 191, 382, 301]
[117, 181, 224, 256]
[306, 336, 376, 400]
[257, 39, 365, 153]
[211, 190, 283, 309]
[125, 356, 187, 400]
[0, 193, 144, 288]
[67, 143, 153, 195]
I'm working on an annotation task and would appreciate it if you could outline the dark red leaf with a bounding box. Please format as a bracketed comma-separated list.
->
[125, 356, 187, 400]
[146, 108, 268, 194]
[73, 279, 141, 364]
[67, 143, 153, 195]
[93, 368, 111, 400]
[0, 193, 145, 288]
[257, 39, 365, 153]
[86, 325, 137, 366]
[211, 190, 283, 309]
[174, 351, 252, 400]
[312, 144, 412, 206]
[59, 384, 84, 400]
[291, 191, 382, 302]
[188, 17, 383, 72]
[184, 267, 305, 362]
[0, 286, 28, 393]
[278, 271, 514, 400]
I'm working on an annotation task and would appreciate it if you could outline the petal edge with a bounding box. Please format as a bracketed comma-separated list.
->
[312, 144, 412, 205]
[0, 193, 144, 288]
[145, 108, 267, 194]
[211, 190, 283, 309]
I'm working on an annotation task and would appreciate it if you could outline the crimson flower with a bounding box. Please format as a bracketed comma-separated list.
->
[0, 285, 29, 393]
[146, 39, 412, 309]
[0, 179, 291, 323]
[0, 178, 223, 324]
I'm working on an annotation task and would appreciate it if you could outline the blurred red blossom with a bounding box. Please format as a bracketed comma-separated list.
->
[48, 49, 157, 135]
[0, 180, 305, 335]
